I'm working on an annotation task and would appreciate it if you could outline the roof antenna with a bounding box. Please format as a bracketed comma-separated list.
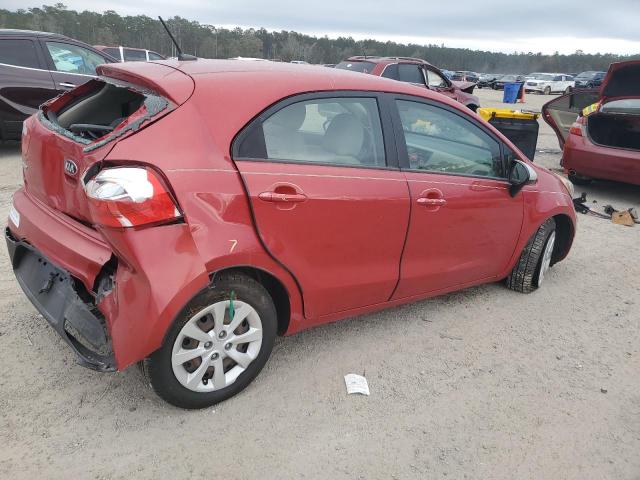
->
[158, 16, 197, 61]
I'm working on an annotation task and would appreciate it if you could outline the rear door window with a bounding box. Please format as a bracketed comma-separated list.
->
[123, 49, 147, 61]
[0, 39, 41, 69]
[398, 64, 426, 85]
[236, 97, 386, 167]
[45, 42, 106, 75]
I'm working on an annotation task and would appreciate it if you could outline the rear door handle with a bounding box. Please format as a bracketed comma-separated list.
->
[59, 82, 76, 89]
[417, 197, 447, 206]
[258, 192, 307, 203]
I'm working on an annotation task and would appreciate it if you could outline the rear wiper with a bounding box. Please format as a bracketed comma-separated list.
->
[68, 123, 114, 140]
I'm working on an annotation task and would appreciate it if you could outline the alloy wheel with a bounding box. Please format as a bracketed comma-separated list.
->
[537, 231, 556, 286]
[171, 299, 263, 392]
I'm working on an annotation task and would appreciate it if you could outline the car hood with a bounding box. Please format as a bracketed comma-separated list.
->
[600, 61, 640, 100]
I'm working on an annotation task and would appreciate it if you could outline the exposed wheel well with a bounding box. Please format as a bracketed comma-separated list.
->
[212, 267, 291, 335]
[551, 214, 574, 264]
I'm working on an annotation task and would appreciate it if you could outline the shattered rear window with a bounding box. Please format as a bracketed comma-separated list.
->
[39, 78, 171, 152]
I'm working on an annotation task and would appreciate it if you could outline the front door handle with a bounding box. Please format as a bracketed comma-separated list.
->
[258, 192, 307, 203]
[417, 197, 447, 206]
[59, 82, 76, 89]
[416, 188, 446, 211]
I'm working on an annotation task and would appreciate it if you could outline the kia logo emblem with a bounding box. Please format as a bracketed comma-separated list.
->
[64, 159, 78, 176]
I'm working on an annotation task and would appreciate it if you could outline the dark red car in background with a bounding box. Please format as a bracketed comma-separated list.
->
[336, 56, 480, 111]
[7, 60, 575, 409]
[543, 60, 640, 185]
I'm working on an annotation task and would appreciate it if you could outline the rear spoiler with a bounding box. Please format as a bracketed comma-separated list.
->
[96, 61, 195, 106]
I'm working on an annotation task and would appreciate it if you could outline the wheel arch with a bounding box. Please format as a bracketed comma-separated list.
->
[551, 213, 575, 265]
[211, 266, 291, 336]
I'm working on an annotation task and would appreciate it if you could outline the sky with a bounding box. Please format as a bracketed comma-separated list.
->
[6, 0, 640, 55]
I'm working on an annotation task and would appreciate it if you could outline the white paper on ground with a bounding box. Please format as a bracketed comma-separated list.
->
[344, 373, 370, 396]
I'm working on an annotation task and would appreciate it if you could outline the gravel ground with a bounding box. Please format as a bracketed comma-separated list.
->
[1, 88, 639, 479]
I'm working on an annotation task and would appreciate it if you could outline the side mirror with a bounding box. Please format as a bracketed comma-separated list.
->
[508, 160, 538, 197]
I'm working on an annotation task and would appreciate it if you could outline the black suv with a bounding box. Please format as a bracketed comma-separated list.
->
[573, 71, 606, 90]
[0, 29, 116, 140]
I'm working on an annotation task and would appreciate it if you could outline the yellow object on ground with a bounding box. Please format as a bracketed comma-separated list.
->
[477, 108, 540, 122]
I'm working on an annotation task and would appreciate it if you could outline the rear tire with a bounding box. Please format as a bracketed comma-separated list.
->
[506, 218, 556, 293]
[564, 86, 572, 94]
[145, 272, 277, 409]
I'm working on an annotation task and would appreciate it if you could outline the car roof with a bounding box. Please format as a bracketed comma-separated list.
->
[100, 59, 460, 106]
[98, 59, 504, 161]
[343, 56, 435, 67]
[0, 28, 69, 40]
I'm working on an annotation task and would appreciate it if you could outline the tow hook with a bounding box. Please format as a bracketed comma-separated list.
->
[39, 272, 58, 294]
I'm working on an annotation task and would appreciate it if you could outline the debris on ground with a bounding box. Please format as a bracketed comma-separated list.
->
[344, 374, 370, 396]
[573, 193, 639, 226]
[611, 210, 636, 227]
[439, 333, 463, 341]
[601, 387, 608, 394]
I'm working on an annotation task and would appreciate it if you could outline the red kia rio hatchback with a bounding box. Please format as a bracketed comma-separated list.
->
[7, 60, 576, 409]
[542, 61, 640, 185]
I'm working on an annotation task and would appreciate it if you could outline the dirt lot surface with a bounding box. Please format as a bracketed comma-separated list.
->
[1, 88, 639, 479]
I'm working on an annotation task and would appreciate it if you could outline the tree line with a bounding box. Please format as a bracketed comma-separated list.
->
[1, 3, 638, 73]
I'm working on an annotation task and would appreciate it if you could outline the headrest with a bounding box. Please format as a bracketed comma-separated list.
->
[322, 114, 364, 157]
[268, 103, 306, 130]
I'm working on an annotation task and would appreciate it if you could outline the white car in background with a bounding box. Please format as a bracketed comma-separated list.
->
[525, 73, 575, 95]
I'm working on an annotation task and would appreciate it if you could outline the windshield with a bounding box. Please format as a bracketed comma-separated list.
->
[335, 61, 376, 74]
[500, 75, 516, 81]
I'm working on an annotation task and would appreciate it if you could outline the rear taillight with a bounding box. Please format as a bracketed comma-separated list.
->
[569, 116, 586, 137]
[84, 167, 180, 228]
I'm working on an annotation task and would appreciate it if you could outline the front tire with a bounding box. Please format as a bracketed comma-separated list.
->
[544, 86, 551, 95]
[506, 218, 556, 293]
[144, 272, 277, 409]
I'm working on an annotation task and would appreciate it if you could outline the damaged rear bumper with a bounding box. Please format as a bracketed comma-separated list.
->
[6, 229, 115, 371]
[7, 188, 211, 371]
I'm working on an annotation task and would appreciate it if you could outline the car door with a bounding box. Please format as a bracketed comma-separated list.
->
[542, 90, 601, 148]
[563, 75, 574, 91]
[0, 36, 56, 139]
[550, 75, 563, 93]
[231, 93, 410, 318]
[40, 39, 112, 92]
[388, 96, 524, 299]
